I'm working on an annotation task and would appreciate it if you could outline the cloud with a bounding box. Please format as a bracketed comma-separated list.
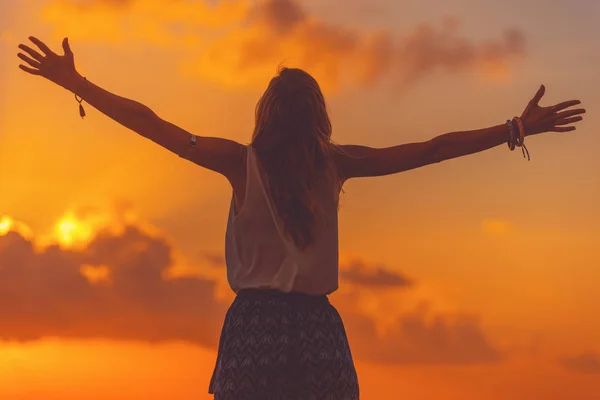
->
[199, 251, 412, 288]
[0, 208, 500, 365]
[43, 0, 526, 90]
[179, 0, 527, 90]
[42, 0, 249, 47]
[0, 227, 227, 347]
[200, 251, 226, 266]
[559, 352, 600, 374]
[333, 292, 502, 365]
[340, 259, 413, 288]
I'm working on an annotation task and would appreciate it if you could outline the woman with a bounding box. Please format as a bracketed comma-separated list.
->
[17, 37, 585, 399]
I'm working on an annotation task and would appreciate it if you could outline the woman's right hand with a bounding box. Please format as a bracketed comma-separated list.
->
[17, 36, 81, 92]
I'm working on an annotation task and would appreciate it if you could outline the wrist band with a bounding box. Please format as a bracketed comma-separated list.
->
[512, 117, 530, 161]
[513, 117, 525, 146]
[189, 134, 197, 147]
[178, 134, 198, 159]
[74, 77, 88, 119]
[506, 119, 516, 151]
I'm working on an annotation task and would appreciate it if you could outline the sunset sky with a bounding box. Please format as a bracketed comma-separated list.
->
[1, 0, 599, 399]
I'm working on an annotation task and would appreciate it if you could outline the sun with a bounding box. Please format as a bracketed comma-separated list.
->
[52, 212, 95, 248]
[57, 218, 78, 244]
[48, 205, 134, 249]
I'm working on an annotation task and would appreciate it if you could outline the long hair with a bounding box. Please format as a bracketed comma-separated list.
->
[251, 67, 342, 250]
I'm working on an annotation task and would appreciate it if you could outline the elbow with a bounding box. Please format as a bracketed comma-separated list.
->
[126, 108, 162, 141]
[140, 106, 159, 128]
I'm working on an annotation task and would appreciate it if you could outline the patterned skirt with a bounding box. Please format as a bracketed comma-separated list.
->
[208, 288, 360, 400]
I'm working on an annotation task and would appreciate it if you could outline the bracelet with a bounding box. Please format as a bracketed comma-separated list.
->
[178, 134, 198, 159]
[506, 119, 516, 151]
[512, 117, 530, 161]
[512, 117, 525, 145]
[74, 77, 88, 119]
[189, 133, 197, 148]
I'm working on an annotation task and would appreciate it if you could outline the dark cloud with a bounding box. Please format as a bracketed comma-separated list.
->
[340, 259, 413, 288]
[393, 22, 525, 86]
[0, 220, 500, 365]
[200, 251, 226, 266]
[249, 0, 306, 35]
[333, 294, 502, 365]
[218, 0, 527, 88]
[0, 228, 227, 347]
[200, 251, 412, 288]
[560, 352, 600, 374]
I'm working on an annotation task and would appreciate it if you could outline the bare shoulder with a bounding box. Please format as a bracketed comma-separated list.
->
[185, 136, 247, 184]
[330, 144, 378, 182]
[182, 136, 247, 207]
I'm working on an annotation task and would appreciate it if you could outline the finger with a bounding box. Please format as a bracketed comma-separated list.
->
[17, 52, 42, 69]
[28, 36, 54, 57]
[555, 116, 583, 125]
[530, 84, 546, 106]
[522, 84, 546, 116]
[552, 100, 581, 112]
[19, 64, 42, 75]
[62, 37, 73, 57]
[555, 108, 586, 119]
[18, 44, 44, 62]
[549, 126, 576, 133]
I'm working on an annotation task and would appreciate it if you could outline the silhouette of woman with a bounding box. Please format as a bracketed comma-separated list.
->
[18, 36, 586, 399]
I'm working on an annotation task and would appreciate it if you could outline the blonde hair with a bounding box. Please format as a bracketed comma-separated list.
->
[251, 67, 343, 250]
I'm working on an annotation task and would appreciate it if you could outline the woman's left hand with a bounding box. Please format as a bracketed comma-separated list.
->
[520, 85, 586, 136]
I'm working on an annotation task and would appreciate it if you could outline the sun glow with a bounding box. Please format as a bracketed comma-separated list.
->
[80, 264, 111, 284]
[0, 216, 11, 235]
[52, 212, 95, 248]
[42, 203, 143, 249]
[0, 215, 33, 238]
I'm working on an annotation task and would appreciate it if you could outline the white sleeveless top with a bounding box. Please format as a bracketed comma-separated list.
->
[224, 144, 340, 295]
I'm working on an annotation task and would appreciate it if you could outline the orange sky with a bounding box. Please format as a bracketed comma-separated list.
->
[1, 0, 599, 399]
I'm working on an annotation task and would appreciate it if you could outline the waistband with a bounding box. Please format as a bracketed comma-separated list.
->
[236, 288, 329, 304]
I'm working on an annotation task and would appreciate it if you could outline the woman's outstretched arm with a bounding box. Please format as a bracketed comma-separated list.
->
[337, 124, 520, 180]
[337, 85, 585, 181]
[17, 36, 245, 181]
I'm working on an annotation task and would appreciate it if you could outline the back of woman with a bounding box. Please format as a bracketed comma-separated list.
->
[212, 68, 360, 399]
[224, 142, 340, 295]
[225, 68, 342, 296]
